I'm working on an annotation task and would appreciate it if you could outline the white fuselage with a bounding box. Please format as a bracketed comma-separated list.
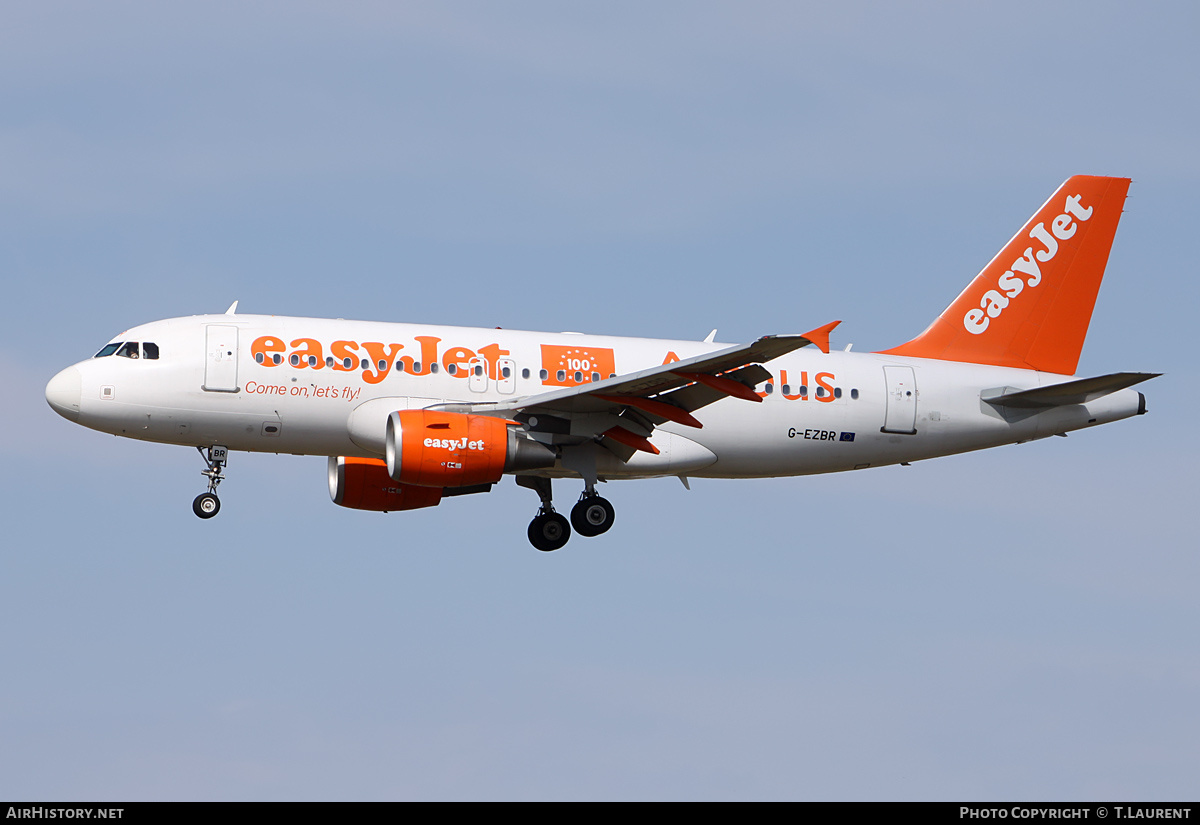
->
[46, 313, 1143, 481]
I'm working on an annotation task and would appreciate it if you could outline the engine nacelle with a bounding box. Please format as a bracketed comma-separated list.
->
[385, 410, 555, 488]
[328, 456, 443, 512]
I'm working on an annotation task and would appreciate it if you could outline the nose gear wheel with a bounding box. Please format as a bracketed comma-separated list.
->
[193, 492, 221, 519]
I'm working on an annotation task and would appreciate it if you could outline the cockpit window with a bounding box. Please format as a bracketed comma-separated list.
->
[94, 343, 122, 358]
[116, 342, 140, 359]
[142, 342, 159, 360]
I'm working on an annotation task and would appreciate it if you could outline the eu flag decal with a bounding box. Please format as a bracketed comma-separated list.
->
[839, 432, 856, 442]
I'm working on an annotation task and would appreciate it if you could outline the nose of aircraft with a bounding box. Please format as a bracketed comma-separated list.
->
[46, 366, 82, 421]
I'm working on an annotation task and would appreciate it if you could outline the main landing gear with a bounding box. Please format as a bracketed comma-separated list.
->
[519, 476, 569, 552]
[571, 492, 615, 538]
[517, 476, 615, 551]
[192, 445, 228, 519]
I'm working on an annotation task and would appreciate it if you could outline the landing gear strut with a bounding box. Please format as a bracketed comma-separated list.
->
[193, 445, 228, 519]
[518, 476, 571, 552]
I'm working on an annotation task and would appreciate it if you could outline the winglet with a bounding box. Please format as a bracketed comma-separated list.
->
[800, 320, 841, 354]
[225, 301, 239, 316]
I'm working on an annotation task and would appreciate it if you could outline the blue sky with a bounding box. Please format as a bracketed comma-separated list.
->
[3, 1, 1197, 800]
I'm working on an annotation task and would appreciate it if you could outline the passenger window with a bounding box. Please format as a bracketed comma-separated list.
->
[475, 365, 484, 377]
[521, 369, 530, 379]
[117, 342, 140, 359]
[503, 367, 512, 379]
[782, 384, 791, 394]
[142, 342, 159, 360]
[447, 364, 458, 375]
[765, 383, 774, 394]
[834, 387, 843, 399]
[540, 369, 548, 380]
[94, 343, 122, 358]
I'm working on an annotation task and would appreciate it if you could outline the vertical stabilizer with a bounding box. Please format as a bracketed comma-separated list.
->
[879, 175, 1130, 375]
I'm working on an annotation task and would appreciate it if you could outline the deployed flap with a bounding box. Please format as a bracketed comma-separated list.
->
[655, 364, 771, 416]
[982, 372, 1159, 409]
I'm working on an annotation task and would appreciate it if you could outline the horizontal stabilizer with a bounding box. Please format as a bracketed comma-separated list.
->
[982, 372, 1160, 409]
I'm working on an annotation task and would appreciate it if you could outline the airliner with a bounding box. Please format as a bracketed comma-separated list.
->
[45, 175, 1156, 550]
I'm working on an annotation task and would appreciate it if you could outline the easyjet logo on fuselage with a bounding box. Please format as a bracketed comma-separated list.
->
[250, 333, 622, 390]
[250, 334, 511, 385]
[963, 193, 1094, 335]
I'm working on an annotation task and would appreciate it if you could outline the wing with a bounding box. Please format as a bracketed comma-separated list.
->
[434, 322, 840, 459]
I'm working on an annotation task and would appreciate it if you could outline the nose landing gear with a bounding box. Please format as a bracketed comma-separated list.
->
[192, 445, 228, 519]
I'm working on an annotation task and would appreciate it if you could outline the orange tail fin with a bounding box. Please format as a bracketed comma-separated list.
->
[879, 175, 1130, 375]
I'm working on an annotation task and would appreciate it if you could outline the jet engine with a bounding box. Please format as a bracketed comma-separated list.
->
[385, 410, 555, 488]
[328, 456, 443, 512]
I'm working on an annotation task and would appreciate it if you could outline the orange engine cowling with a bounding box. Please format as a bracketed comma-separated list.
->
[385, 409, 555, 488]
[328, 456, 443, 512]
